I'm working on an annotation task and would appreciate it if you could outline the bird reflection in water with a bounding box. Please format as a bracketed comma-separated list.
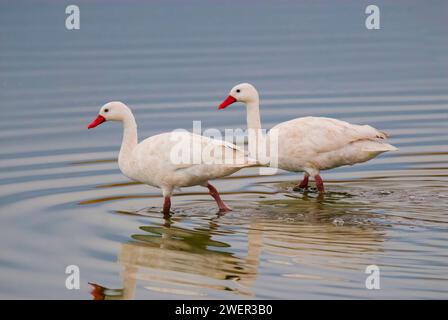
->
[89, 188, 387, 300]
[89, 211, 263, 299]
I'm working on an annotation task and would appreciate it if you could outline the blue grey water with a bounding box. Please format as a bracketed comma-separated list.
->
[0, 0, 447, 299]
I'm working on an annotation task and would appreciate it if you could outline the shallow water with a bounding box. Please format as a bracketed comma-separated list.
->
[0, 0, 447, 299]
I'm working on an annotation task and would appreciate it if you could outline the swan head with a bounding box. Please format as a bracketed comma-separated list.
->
[87, 101, 132, 129]
[218, 83, 259, 109]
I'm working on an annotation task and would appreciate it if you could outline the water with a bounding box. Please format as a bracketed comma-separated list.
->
[0, 0, 447, 299]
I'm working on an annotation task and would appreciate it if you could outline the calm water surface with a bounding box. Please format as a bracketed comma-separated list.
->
[0, 0, 447, 299]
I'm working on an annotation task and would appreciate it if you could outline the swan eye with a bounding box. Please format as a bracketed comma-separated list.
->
[104, 109, 109, 113]
[236, 89, 241, 93]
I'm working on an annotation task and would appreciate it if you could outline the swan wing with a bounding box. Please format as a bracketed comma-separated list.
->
[136, 132, 255, 172]
[271, 117, 391, 155]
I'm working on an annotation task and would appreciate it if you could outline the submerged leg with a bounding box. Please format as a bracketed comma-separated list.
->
[293, 173, 309, 191]
[162, 196, 171, 215]
[207, 183, 231, 211]
[315, 174, 324, 193]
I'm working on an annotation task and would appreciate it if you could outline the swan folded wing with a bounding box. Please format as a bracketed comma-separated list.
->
[207, 135, 253, 166]
[134, 132, 256, 177]
[171, 134, 255, 171]
[276, 117, 391, 154]
[210, 138, 259, 165]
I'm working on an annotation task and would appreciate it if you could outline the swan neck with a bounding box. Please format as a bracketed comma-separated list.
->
[120, 114, 138, 160]
[246, 100, 264, 160]
[246, 100, 261, 131]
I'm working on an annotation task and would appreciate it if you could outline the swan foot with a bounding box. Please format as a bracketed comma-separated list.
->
[293, 174, 309, 191]
[207, 183, 231, 212]
[218, 202, 232, 211]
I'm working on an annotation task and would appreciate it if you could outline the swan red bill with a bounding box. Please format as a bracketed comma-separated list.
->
[218, 95, 237, 109]
[87, 115, 106, 129]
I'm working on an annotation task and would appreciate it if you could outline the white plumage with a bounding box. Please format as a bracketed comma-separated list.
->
[218, 83, 397, 192]
[271, 116, 397, 173]
[88, 101, 254, 214]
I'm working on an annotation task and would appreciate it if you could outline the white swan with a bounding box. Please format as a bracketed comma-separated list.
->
[87, 101, 254, 214]
[218, 83, 397, 193]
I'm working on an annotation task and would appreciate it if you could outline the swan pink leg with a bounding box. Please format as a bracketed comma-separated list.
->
[315, 175, 324, 193]
[163, 196, 171, 215]
[207, 183, 231, 211]
[296, 174, 309, 189]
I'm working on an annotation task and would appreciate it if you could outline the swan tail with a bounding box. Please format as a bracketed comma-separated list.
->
[362, 143, 398, 152]
[228, 157, 261, 168]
